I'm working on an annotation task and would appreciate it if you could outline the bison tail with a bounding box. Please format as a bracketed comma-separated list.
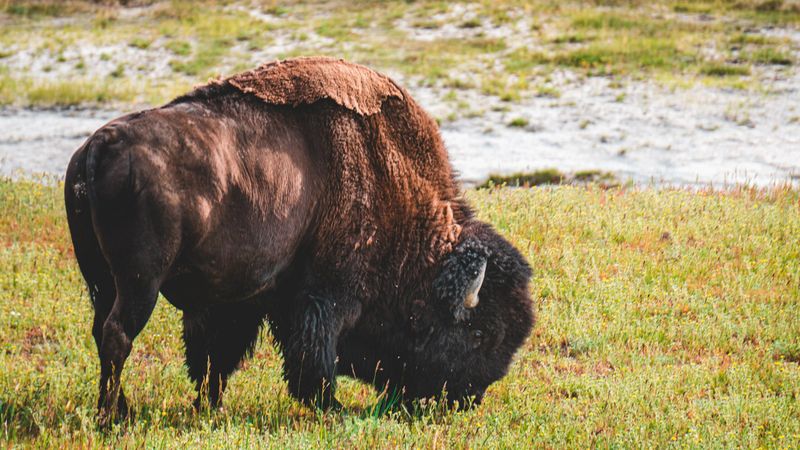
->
[84, 126, 134, 219]
[64, 135, 117, 310]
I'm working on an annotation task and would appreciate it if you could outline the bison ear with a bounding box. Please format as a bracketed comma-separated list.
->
[434, 237, 490, 322]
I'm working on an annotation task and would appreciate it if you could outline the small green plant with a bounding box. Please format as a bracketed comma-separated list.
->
[479, 169, 565, 188]
[730, 33, 775, 46]
[411, 19, 442, 29]
[571, 11, 641, 31]
[166, 40, 191, 56]
[315, 20, 354, 40]
[755, 0, 785, 12]
[700, 63, 751, 77]
[573, 170, 620, 186]
[673, 3, 713, 13]
[130, 37, 151, 49]
[7, 77, 137, 106]
[508, 117, 529, 128]
[4, 1, 78, 17]
[92, 9, 117, 29]
[459, 18, 482, 29]
[551, 34, 591, 44]
[265, 5, 290, 17]
[109, 63, 125, 78]
[535, 85, 561, 98]
[745, 48, 793, 65]
[151, 0, 197, 21]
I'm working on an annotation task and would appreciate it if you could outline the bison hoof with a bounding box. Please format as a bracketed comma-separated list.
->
[192, 395, 223, 412]
[97, 395, 130, 428]
[327, 398, 343, 411]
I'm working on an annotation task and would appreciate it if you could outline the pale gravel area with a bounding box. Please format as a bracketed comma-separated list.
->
[0, 108, 115, 176]
[5, 43, 177, 81]
[394, 3, 529, 43]
[438, 72, 800, 186]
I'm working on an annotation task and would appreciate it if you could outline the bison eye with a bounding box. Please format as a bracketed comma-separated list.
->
[471, 329, 484, 348]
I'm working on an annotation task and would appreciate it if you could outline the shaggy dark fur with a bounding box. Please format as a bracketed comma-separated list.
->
[64, 58, 534, 422]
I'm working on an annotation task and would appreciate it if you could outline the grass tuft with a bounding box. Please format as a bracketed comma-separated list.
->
[700, 63, 751, 77]
[0, 74, 137, 106]
[508, 117, 530, 128]
[744, 47, 794, 65]
[479, 169, 565, 187]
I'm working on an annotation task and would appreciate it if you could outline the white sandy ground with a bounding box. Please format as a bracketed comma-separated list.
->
[2, 66, 798, 188]
[436, 70, 800, 187]
[0, 5, 799, 187]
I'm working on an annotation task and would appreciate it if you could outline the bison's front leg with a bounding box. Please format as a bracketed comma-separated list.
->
[282, 293, 360, 410]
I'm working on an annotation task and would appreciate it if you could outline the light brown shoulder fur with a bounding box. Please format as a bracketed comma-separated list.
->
[225, 56, 404, 116]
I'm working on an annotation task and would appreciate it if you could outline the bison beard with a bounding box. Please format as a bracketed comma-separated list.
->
[64, 57, 534, 422]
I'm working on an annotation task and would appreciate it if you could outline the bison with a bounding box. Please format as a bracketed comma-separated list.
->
[64, 57, 534, 422]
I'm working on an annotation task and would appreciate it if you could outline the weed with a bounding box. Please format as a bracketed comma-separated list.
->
[479, 169, 565, 187]
[552, 34, 591, 44]
[130, 37, 152, 50]
[745, 48, 794, 65]
[459, 18, 482, 29]
[700, 63, 751, 76]
[535, 85, 561, 98]
[508, 117, 530, 128]
[110, 64, 125, 79]
[166, 40, 191, 56]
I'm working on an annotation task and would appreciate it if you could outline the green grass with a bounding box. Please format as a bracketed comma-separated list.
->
[165, 39, 192, 56]
[478, 169, 622, 188]
[2, 178, 799, 447]
[3, 0, 90, 17]
[1, 0, 798, 107]
[700, 63, 752, 77]
[480, 169, 565, 187]
[507, 117, 530, 128]
[0, 74, 138, 106]
[129, 37, 152, 50]
[744, 47, 795, 65]
[169, 38, 233, 77]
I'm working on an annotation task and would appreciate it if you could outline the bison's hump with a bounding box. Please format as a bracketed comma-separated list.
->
[225, 56, 404, 116]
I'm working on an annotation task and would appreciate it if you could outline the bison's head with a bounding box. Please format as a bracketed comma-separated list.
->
[403, 223, 534, 408]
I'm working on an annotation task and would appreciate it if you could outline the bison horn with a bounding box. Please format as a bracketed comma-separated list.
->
[463, 259, 487, 309]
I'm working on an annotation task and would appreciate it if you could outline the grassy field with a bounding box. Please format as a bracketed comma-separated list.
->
[1, 0, 798, 107]
[1, 178, 799, 448]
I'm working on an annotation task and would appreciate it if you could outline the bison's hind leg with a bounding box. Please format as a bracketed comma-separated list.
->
[96, 278, 160, 426]
[66, 144, 130, 423]
[183, 301, 268, 410]
[76, 129, 181, 426]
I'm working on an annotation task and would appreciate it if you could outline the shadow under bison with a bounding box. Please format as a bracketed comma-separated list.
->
[64, 57, 534, 424]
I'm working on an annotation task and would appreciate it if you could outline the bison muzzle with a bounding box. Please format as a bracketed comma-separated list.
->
[64, 57, 534, 422]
